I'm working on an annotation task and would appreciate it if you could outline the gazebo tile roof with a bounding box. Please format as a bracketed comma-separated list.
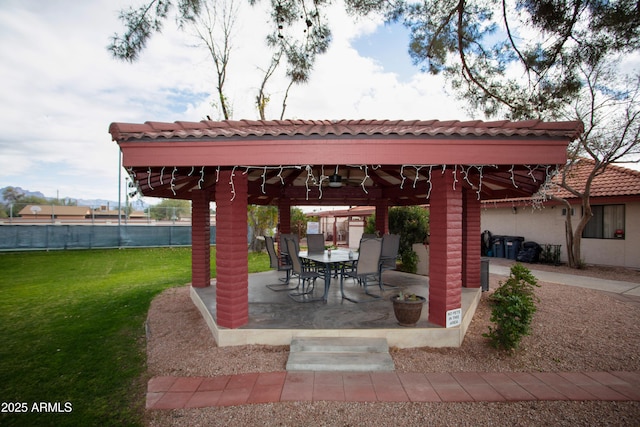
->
[503, 119, 541, 128]
[111, 118, 583, 205]
[109, 119, 583, 142]
[146, 121, 183, 131]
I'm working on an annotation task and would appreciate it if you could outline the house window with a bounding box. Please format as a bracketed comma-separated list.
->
[583, 205, 625, 239]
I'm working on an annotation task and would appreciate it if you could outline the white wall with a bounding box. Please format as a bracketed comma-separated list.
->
[348, 220, 364, 249]
[481, 201, 640, 269]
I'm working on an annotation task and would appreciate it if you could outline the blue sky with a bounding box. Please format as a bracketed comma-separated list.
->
[352, 22, 416, 82]
[0, 1, 637, 206]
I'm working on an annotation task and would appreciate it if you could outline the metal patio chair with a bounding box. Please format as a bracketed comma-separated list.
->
[306, 233, 325, 254]
[286, 238, 323, 303]
[305, 233, 331, 274]
[379, 233, 400, 289]
[264, 236, 297, 291]
[339, 237, 383, 303]
[279, 233, 299, 256]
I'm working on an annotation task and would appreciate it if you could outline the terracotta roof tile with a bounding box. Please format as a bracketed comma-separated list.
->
[109, 118, 583, 142]
[175, 121, 210, 130]
[551, 158, 640, 198]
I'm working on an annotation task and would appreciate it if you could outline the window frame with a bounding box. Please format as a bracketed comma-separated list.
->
[582, 204, 625, 240]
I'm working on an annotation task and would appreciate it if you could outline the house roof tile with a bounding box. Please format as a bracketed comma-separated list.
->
[109, 118, 584, 142]
[551, 158, 640, 198]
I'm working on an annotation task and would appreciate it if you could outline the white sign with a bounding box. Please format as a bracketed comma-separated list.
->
[307, 222, 319, 234]
[446, 308, 462, 328]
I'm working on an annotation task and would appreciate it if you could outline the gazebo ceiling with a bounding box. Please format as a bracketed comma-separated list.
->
[109, 119, 583, 206]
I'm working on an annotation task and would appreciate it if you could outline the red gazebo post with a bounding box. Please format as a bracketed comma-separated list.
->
[215, 170, 249, 328]
[428, 169, 463, 327]
[375, 199, 389, 235]
[278, 199, 291, 234]
[462, 188, 482, 288]
[191, 190, 211, 288]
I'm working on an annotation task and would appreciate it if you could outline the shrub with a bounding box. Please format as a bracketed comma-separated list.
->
[400, 249, 418, 273]
[483, 263, 540, 351]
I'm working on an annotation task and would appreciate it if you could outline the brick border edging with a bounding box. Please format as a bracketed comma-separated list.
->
[146, 370, 640, 410]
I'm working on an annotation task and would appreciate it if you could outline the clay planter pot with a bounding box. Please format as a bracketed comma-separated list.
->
[390, 295, 426, 327]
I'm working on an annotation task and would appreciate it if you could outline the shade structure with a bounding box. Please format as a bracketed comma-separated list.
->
[110, 119, 582, 206]
[110, 118, 582, 331]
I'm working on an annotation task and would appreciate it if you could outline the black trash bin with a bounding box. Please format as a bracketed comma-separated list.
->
[481, 230, 493, 256]
[481, 257, 490, 291]
[504, 236, 525, 260]
[516, 241, 542, 263]
[491, 236, 505, 258]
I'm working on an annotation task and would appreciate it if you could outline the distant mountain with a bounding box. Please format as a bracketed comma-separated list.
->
[0, 187, 149, 210]
[76, 199, 120, 209]
[0, 186, 46, 203]
[77, 198, 149, 210]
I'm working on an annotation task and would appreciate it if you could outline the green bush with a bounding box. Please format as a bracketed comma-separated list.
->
[400, 249, 418, 273]
[483, 263, 540, 351]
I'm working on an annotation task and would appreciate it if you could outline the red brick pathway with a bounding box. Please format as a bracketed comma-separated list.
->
[146, 371, 640, 409]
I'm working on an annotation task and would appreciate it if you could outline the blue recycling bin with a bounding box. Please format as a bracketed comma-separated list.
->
[504, 236, 525, 260]
[491, 236, 505, 258]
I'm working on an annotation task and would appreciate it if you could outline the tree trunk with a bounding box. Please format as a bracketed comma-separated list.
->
[571, 195, 593, 268]
[558, 197, 576, 267]
[554, 190, 594, 268]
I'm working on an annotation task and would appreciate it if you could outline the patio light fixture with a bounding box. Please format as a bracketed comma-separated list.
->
[328, 165, 342, 188]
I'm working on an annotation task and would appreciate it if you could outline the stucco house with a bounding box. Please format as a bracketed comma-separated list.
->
[308, 206, 374, 247]
[481, 159, 640, 269]
[18, 205, 91, 220]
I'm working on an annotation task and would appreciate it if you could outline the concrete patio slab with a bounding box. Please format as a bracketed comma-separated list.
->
[191, 270, 481, 348]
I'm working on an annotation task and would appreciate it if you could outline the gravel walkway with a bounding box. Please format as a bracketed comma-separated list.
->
[145, 262, 640, 426]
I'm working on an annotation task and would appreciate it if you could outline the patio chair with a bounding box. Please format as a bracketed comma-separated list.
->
[306, 233, 325, 254]
[305, 232, 331, 274]
[339, 237, 383, 303]
[279, 233, 299, 256]
[379, 234, 400, 289]
[286, 238, 323, 303]
[264, 236, 297, 291]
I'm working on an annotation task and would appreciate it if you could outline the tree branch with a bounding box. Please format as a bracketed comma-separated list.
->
[501, 0, 532, 77]
[456, 0, 514, 111]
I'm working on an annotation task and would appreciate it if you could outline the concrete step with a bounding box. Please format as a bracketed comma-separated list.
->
[286, 337, 395, 372]
[290, 337, 389, 353]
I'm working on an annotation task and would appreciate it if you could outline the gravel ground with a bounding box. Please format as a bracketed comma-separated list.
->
[145, 262, 640, 426]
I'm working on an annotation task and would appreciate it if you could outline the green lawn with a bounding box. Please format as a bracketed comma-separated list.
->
[0, 247, 269, 426]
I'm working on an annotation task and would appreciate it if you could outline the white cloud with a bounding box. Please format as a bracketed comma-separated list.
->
[0, 0, 471, 201]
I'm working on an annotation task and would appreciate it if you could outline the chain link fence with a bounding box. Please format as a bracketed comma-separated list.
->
[0, 224, 216, 251]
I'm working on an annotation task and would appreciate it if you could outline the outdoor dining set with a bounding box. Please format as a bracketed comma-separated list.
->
[264, 233, 401, 303]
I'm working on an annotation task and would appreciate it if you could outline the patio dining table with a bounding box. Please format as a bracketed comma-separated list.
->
[298, 249, 358, 302]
